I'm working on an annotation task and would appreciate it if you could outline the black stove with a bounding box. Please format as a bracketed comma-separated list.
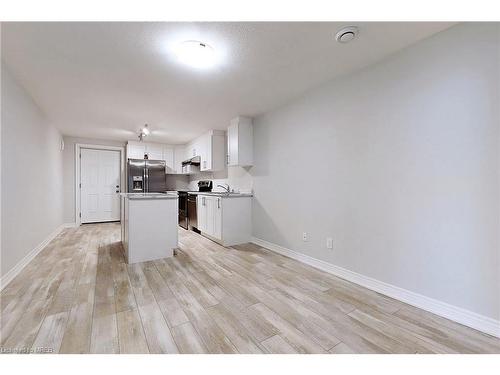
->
[197, 180, 213, 192]
[178, 180, 212, 230]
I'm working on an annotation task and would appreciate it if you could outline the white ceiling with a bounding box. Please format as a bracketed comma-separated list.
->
[2, 22, 453, 144]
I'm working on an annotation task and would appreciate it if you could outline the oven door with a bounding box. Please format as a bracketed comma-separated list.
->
[179, 213, 188, 230]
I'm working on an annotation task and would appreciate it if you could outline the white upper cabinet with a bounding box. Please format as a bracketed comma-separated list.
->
[126, 141, 175, 173]
[199, 133, 210, 171]
[127, 141, 163, 160]
[183, 130, 225, 172]
[127, 128, 225, 175]
[227, 116, 253, 167]
[186, 139, 200, 160]
[163, 146, 175, 173]
[200, 130, 225, 172]
[173, 145, 186, 174]
[126, 141, 146, 160]
[145, 143, 164, 161]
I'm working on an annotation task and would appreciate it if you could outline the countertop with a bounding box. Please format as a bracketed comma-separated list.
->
[120, 192, 178, 200]
[186, 191, 253, 198]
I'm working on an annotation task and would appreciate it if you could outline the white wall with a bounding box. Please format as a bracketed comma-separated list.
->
[1, 62, 64, 278]
[252, 23, 500, 320]
[62, 136, 126, 223]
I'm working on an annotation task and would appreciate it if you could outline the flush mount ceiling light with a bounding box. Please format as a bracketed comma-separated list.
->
[138, 124, 150, 141]
[174, 40, 216, 69]
[335, 26, 359, 44]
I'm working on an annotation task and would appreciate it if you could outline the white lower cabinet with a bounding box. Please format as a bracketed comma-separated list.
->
[197, 195, 208, 235]
[197, 195, 221, 240]
[213, 197, 222, 240]
[196, 195, 251, 246]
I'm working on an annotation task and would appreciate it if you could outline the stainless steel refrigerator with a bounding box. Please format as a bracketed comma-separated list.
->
[127, 159, 167, 193]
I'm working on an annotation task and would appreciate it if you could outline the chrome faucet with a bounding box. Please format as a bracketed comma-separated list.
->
[217, 183, 230, 194]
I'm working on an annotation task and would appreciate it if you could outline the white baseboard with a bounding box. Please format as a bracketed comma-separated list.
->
[251, 236, 500, 338]
[0, 222, 76, 291]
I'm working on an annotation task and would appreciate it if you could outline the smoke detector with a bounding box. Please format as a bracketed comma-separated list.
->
[335, 26, 359, 44]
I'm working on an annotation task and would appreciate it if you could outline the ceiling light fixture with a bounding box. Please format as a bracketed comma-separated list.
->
[138, 124, 150, 141]
[335, 26, 359, 44]
[174, 40, 216, 69]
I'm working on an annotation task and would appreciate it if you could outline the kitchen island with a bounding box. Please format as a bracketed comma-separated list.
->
[120, 192, 178, 264]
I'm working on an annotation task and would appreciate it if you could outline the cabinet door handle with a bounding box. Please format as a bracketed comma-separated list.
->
[227, 154, 230, 165]
[217, 198, 220, 209]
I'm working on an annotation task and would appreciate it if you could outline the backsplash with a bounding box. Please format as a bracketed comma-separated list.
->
[188, 166, 253, 193]
[166, 174, 190, 191]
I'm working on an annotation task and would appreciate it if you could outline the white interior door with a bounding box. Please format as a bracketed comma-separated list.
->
[81, 148, 121, 223]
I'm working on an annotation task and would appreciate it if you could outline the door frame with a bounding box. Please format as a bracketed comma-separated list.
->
[75, 143, 125, 226]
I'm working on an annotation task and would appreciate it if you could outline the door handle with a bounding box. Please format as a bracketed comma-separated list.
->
[217, 198, 220, 209]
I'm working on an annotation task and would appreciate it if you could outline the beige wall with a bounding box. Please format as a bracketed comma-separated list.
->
[1, 62, 64, 278]
[252, 23, 500, 320]
[62, 136, 126, 223]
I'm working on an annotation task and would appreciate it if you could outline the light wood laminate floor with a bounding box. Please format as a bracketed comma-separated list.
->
[1, 223, 499, 354]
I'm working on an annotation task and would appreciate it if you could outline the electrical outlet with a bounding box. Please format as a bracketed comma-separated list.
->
[302, 232, 308, 242]
[326, 237, 333, 249]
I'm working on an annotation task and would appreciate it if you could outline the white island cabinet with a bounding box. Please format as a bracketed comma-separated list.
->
[196, 193, 252, 246]
[121, 192, 178, 264]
